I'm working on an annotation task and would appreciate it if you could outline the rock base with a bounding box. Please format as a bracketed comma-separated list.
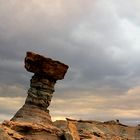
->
[11, 104, 52, 125]
[1, 120, 63, 140]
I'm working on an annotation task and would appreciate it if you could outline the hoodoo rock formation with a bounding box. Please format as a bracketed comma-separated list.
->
[11, 52, 68, 126]
[0, 52, 69, 140]
[0, 52, 140, 140]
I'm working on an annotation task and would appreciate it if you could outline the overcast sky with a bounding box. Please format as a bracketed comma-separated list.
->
[0, 0, 140, 126]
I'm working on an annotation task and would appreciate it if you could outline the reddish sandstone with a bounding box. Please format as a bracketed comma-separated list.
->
[25, 52, 69, 80]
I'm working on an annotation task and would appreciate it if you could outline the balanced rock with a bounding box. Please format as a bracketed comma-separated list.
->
[2, 52, 69, 140]
[25, 51, 68, 80]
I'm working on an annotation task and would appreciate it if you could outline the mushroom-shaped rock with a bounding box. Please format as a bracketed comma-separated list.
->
[9, 52, 69, 139]
[25, 52, 69, 80]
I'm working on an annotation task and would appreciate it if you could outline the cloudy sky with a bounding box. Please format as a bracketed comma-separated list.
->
[0, 0, 140, 126]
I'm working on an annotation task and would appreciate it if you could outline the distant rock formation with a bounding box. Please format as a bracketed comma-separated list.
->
[0, 52, 140, 140]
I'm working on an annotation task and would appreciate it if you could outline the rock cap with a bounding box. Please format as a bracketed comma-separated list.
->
[25, 52, 69, 80]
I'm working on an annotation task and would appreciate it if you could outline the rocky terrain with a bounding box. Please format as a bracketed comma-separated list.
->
[54, 119, 140, 140]
[0, 52, 140, 140]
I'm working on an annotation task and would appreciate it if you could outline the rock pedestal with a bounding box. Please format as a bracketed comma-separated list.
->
[7, 52, 69, 139]
[11, 52, 68, 125]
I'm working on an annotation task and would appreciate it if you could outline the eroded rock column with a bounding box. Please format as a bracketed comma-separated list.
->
[11, 52, 69, 125]
[25, 73, 55, 111]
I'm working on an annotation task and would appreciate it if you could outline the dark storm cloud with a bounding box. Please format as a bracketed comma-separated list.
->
[0, 0, 94, 87]
[0, 0, 140, 125]
[0, 0, 139, 91]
